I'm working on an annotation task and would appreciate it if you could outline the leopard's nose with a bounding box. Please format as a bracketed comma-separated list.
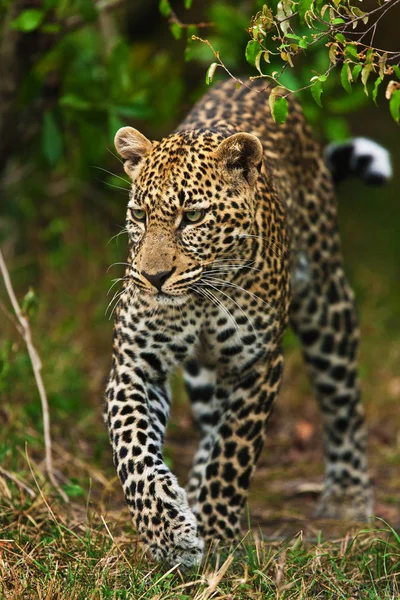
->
[141, 269, 174, 292]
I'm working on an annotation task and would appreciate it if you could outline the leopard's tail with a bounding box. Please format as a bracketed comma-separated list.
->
[324, 137, 392, 186]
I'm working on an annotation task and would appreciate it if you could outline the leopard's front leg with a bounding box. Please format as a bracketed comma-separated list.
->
[190, 347, 284, 543]
[104, 323, 203, 568]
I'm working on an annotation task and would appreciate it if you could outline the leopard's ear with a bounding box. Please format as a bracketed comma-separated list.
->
[215, 132, 263, 186]
[114, 127, 153, 179]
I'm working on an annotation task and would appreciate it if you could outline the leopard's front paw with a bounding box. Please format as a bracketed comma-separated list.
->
[137, 475, 204, 569]
[150, 523, 204, 569]
[315, 483, 373, 521]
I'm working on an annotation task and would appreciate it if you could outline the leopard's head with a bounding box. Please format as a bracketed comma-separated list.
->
[114, 126, 263, 305]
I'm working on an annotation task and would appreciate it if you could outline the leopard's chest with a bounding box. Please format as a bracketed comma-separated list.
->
[195, 293, 277, 375]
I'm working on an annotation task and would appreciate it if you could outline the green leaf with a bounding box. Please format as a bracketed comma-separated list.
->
[42, 112, 63, 165]
[184, 0, 193, 8]
[159, 0, 171, 18]
[63, 483, 84, 498]
[269, 95, 288, 124]
[311, 79, 323, 107]
[392, 65, 400, 78]
[345, 44, 358, 59]
[245, 40, 263, 66]
[205, 63, 218, 85]
[351, 6, 368, 24]
[361, 63, 373, 95]
[299, 38, 308, 49]
[10, 9, 44, 32]
[21, 288, 39, 319]
[59, 94, 92, 111]
[335, 33, 346, 44]
[389, 89, 400, 124]
[285, 33, 300, 41]
[372, 76, 383, 105]
[298, 0, 312, 24]
[332, 17, 345, 24]
[255, 51, 264, 74]
[352, 63, 362, 82]
[341, 63, 352, 94]
[170, 22, 182, 39]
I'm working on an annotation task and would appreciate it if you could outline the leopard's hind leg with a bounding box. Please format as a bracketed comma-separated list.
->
[183, 359, 217, 505]
[290, 251, 373, 520]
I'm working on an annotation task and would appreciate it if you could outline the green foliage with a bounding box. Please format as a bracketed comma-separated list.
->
[244, 0, 400, 123]
[268, 90, 289, 123]
[63, 480, 85, 498]
[11, 8, 45, 32]
[389, 88, 400, 123]
[21, 288, 39, 319]
[159, 0, 172, 19]
[188, 1, 399, 128]
[205, 62, 219, 84]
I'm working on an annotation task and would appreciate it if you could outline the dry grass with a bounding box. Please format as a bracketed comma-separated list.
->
[0, 377, 399, 600]
[1, 466, 399, 600]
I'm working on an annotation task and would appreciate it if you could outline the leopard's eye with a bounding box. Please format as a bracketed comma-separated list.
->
[183, 209, 205, 224]
[132, 208, 146, 223]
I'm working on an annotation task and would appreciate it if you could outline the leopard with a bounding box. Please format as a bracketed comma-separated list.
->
[104, 78, 391, 569]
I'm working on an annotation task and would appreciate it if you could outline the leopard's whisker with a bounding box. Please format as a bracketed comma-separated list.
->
[190, 285, 240, 339]
[238, 232, 288, 249]
[109, 284, 136, 321]
[92, 165, 130, 185]
[199, 281, 256, 341]
[107, 262, 132, 273]
[201, 275, 278, 317]
[95, 179, 130, 193]
[203, 265, 262, 275]
[106, 146, 125, 164]
[238, 233, 287, 259]
[210, 257, 257, 265]
[107, 228, 129, 247]
[107, 277, 127, 296]
[106, 287, 126, 319]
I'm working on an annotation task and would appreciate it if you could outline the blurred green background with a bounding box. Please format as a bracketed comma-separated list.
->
[0, 0, 399, 520]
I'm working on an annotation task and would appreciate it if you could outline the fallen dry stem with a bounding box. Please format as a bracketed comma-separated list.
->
[0, 466, 36, 498]
[0, 248, 68, 503]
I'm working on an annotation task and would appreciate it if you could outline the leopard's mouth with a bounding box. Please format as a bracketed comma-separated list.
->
[151, 291, 190, 307]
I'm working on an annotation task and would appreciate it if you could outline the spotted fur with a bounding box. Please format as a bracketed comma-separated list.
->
[104, 79, 374, 568]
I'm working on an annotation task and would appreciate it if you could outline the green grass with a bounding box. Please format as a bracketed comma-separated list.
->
[1, 472, 400, 600]
[1, 484, 400, 600]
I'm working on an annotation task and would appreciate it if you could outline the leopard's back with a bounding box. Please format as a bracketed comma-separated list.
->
[178, 79, 337, 264]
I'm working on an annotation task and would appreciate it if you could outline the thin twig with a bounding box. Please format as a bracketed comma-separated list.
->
[0, 466, 36, 498]
[0, 248, 68, 503]
[192, 36, 271, 92]
[169, 7, 214, 30]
